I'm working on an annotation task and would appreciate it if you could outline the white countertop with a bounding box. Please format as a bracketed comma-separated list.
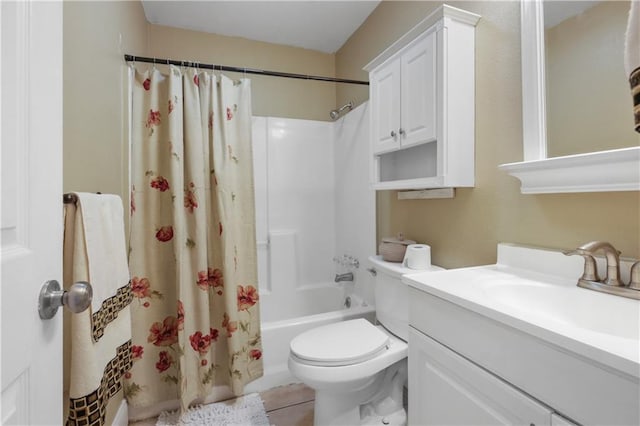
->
[403, 244, 640, 378]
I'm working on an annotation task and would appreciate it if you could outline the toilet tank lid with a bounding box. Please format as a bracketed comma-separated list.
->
[290, 319, 390, 366]
[368, 255, 443, 278]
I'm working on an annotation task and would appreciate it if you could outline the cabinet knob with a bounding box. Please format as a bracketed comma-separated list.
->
[390, 130, 396, 138]
[399, 128, 405, 136]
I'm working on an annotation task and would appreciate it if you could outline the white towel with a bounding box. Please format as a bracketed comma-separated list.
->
[75, 193, 130, 313]
[64, 193, 132, 425]
[625, 0, 640, 132]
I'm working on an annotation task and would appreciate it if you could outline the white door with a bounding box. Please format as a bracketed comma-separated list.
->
[1, 1, 63, 424]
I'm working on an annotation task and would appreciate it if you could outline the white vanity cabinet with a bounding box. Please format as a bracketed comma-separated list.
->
[408, 285, 638, 425]
[409, 328, 554, 426]
[364, 5, 480, 190]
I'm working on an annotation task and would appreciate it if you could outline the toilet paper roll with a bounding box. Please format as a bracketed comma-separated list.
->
[403, 244, 432, 270]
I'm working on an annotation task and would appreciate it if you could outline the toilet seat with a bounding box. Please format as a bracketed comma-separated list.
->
[290, 319, 390, 367]
[288, 325, 407, 389]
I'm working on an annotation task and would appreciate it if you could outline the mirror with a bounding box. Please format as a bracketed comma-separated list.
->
[544, 1, 639, 158]
[499, 0, 640, 194]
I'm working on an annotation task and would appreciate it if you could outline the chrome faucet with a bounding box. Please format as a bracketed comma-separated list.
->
[335, 272, 354, 283]
[564, 241, 639, 300]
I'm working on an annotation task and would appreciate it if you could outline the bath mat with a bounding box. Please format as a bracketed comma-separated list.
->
[156, 393, 270, 426]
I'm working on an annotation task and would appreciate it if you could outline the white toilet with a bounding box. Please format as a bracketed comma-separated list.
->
[288, 255, 443, 426]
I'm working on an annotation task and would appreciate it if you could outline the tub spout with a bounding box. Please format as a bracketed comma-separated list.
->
[335, 272, 354, 283]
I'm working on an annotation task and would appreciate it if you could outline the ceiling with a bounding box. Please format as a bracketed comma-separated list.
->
[141, 1, 381, 54]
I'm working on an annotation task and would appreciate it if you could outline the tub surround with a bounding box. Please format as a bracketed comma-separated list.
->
[406, 243, 640, 425]
[248, 105, 375, 394]
[252, 103, 375, 325]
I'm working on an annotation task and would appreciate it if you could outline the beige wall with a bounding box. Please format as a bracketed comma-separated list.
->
[146, 24, 336, 121]
[63, 1, 148, 423]
[336, 1, 640, 268]
[63, 1, 147, 204]
[546, 1, 639, 157]
[63, 4, 338, 205]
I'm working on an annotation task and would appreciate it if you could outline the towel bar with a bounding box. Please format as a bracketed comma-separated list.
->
[63, 193, 78, 204]
[63, 192, 102, 204]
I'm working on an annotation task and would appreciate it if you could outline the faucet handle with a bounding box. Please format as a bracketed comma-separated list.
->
[629, 261, 640, 290]
[563, 250, 600, 282]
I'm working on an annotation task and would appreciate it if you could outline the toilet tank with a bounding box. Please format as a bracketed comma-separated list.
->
[368, 255, 443, 341]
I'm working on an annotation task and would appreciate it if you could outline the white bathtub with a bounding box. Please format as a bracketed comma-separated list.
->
[245, 295, 376, 393]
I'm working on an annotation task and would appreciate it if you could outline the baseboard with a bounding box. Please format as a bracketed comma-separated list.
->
[112, 399, 128, 426]
[244, 367, 299, 393]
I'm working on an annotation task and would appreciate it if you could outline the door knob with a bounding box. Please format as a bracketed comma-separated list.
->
[38, 280, 93, 320]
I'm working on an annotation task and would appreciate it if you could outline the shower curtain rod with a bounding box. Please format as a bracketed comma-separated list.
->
[124, 54, 369, 86]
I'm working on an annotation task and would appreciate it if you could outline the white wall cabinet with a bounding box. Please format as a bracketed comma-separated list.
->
[364, 5, 480, 190]
[409, 328, 553, 426]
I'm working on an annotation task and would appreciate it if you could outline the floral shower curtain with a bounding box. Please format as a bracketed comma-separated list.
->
[125, 65, 263, 412]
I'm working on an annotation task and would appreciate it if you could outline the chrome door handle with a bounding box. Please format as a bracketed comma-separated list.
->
[38, 280, 93, 319]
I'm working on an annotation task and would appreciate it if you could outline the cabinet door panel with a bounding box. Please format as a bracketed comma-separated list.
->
[400, 32, 437, 148]
[409, 328, 552, 426]
[371, 59, 401, 154]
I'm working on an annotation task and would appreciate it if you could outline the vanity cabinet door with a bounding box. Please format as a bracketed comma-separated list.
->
[409, 328, 553, 426]
[370, 58, 401, 154]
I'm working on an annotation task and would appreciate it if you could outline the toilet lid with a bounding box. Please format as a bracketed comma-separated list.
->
[290, 319, 390, 367]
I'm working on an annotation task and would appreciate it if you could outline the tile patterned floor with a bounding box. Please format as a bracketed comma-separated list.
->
[128, 383, 315, 425]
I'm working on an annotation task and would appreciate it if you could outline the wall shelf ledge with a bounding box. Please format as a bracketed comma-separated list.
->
[499, 146, 640, 194]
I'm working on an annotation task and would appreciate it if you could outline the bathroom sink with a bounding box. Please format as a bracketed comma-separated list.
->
[483, 278, 639, 340]
[404, 244, 640, 376]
